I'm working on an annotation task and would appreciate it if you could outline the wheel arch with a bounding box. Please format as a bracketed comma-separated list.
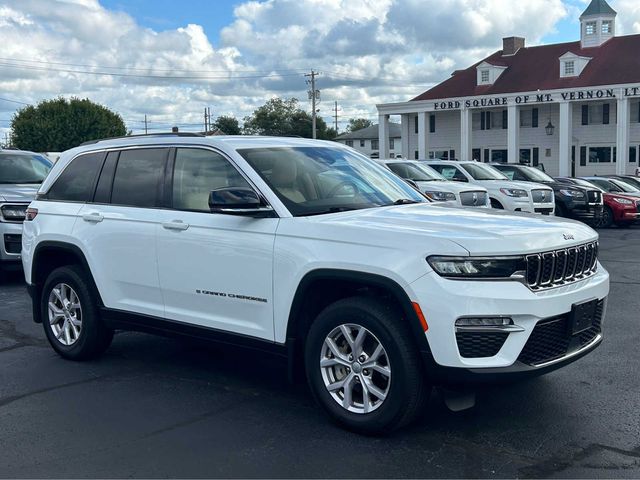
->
[30, 241, 103, 323]
[285, 269, 431, 382]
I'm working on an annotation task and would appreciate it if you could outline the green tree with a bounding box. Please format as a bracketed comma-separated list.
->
[213, 115, 241, 135]
[347, 118, 373, 132]
[11, 97, 126, 151]
[243, 97, 337, 139]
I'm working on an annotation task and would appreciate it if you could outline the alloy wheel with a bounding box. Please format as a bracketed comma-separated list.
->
[48, 283, 83, 346]
[320, 323, 391, 414]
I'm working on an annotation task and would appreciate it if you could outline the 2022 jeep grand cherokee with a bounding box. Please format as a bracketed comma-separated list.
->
[22, 134, 610, 434]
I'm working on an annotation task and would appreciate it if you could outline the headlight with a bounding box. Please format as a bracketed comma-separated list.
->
[560, 189, 585, 198]
[427, 256, 526, 279]
[499, 188, 528, 198]
[0, 204, 28, 222]
[612, 197, 634, 205]
[424, 191, 456, 202]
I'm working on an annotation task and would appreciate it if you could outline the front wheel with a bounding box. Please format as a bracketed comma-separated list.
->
[305, 297, 430, 434]
[598, 206, 614, 228]
[41, 265, 113, 360]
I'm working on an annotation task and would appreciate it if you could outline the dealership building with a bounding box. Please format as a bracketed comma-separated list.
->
[376, 0, 640, 177]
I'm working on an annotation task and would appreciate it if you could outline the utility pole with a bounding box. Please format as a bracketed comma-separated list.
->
[333, 101, 339, 133]
[208, 107, 212, 132]
[305, 70, 320, 139]
[144, 115, 148, 135]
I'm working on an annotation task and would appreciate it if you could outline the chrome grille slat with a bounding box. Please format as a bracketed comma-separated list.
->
[526, 241, 598, 291]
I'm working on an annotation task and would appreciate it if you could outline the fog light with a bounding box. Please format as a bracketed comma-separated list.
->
[456, 317, 513, 327]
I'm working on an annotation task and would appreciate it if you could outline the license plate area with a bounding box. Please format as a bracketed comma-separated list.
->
[570, 299, 598, 335]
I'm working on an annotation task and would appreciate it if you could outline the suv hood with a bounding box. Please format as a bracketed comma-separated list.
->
[0, 184, 40, 203]
[309, 204, 597, 256]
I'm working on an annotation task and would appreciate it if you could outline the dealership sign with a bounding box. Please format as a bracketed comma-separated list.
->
[433, 86, 640, 110]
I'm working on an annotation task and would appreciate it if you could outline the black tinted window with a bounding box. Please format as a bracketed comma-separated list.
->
[111, 149, 167, 208]
[47, 152, 104, 202]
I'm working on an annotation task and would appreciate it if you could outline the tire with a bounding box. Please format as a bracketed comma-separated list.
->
[305, 296, 430, 435]
[555, 202, 567, 218]
[41, 265, 113, 360]
[599, 206, 614, 229]
[490, 198, 504, 209]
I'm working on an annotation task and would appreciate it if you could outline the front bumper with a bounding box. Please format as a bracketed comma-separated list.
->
[503, 197, 555, 215]
[408, 265, 609, 380]
[0, 221, 23, 263]
[567, 202, 604, 221]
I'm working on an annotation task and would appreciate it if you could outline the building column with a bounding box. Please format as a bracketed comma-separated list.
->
[616, 94, 630, 175]
[559, 101, 572, 177]
[400, 114, 410, 159]
[418, 112, 428, 159]
[378, 114, 390, 159]
[460, 108, 472, 161]
[507, 104, 520, 163]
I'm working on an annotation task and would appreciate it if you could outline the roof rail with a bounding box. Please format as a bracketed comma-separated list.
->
[80, 132, 205, 146]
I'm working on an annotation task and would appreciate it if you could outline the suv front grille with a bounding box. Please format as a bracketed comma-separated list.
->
[532, 189, 553, 204]
[518, 299, 605, 366]
[526, 242, 598, 290]
[587, 190, 602, 204]
[460, 191, 488, 207]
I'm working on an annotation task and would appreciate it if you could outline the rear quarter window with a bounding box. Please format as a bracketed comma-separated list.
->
[47, 152, 105, 202]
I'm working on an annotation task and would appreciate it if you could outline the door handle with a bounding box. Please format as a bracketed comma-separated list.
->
[82, 212, 104, 223]
[162, 221, 189, 231]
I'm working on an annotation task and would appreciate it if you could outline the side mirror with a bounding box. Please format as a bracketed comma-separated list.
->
[208, 187, 275, 217]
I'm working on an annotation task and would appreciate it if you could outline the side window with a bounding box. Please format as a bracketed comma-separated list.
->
[172, 148, 251, 212]
[111, 148, 167, 208]
[47, 152, 104, 202]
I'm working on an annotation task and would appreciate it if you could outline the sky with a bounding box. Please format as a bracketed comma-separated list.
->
[1, 0, 640, 139]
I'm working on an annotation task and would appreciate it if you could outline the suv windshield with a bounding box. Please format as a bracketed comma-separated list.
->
[609, 178, 640, 193]
[461, 163, 508, 181]
[387, 162, 445, 182]
[239, 147, 426, 216]
[514, 166, 555, 183]
[0, 153, 52, 184]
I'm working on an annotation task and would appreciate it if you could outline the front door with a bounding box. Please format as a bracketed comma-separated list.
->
[156, 147, 278, 341]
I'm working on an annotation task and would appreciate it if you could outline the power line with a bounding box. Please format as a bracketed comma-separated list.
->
[0, 96, 30, 105]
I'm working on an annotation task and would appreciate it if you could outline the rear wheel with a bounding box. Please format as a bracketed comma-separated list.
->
[41, 265, 113, 360]
[305, 297, 430, 434]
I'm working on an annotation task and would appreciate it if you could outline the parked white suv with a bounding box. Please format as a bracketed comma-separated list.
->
[377, 160, 490, 208]
[23, 135, 609, 434]
[427, 160, 556, 215]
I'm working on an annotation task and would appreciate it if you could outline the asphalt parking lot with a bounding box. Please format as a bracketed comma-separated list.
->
[0, 226, 639, 479]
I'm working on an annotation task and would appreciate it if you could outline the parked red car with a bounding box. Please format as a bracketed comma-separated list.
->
[556, 177, 640, 228]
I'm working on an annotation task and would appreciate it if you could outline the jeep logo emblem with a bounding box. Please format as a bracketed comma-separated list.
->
[563, 233, 575, 240]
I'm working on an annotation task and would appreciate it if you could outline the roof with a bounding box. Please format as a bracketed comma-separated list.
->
[412, 34, 640, 101]
[335, 123, 401, 140]
[581, 0, 616, 18]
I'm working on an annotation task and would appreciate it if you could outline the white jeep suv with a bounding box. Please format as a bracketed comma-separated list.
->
[22, 135, 609, 434]
[427, 160, 556, 214]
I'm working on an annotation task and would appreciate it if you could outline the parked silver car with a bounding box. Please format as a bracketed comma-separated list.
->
[0, 150, 52, 278]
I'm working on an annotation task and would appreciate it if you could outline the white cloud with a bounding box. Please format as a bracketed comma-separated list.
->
[0, 0, 585, 140]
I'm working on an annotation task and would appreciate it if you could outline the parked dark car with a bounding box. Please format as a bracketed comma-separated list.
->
[491, 164, 603, 224]
[556, 177, 640, 228]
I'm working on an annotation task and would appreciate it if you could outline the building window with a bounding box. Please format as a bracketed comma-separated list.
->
[429, 150, 451, 160]
[631, 102, 640, 123]
[564, 61, 575, 76]
[472, 148, 481, 162]
[481, 70, 490, 83]
[371, 139, 379, 150]
[602, 21, 612, 34]
[389, 139, 395, 150]
[429, 114, 436, 133]
[414, 150, 419, 160]
[360, 140, 365, 147]
[583, 104, 611, 125]
[629, 146, 637, 163]
[588, 146, 614, 163]
[473, 111, 495, 131]
[586, 21, 596, 35]
[414, 116, 418, 134]
[519, 108, 538, 128]
[345, 140, 353, 147]
[491, 150, 508, 163]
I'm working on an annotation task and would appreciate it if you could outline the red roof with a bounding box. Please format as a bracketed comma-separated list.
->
[412, 34, 640, 101]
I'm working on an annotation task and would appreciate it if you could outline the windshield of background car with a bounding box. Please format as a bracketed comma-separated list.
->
[388, 162, 444, 182]
[0, 153, 52, 184]
[609, 178, 640, 193]
[569, 178, 605, 191]
[588, 178, 621, 192]
[239, 147, 426, 216]
[461, 163, 509, 181]
[520, 167, 555, 182]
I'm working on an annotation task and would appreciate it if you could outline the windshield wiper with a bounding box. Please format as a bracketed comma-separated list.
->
[392, 199, 422, 205]
[304, 206, 363, 217]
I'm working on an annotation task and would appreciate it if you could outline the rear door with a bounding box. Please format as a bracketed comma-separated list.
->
[74, 147, 169, 318]
[156, 147, 278, 340]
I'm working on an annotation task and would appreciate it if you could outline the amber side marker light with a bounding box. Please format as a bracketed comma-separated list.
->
[412, 302, 429, 332]
[25, 208, 38, 221]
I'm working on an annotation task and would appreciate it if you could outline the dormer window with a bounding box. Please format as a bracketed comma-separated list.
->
[476, 62, 507, 86]
[564, 61, 575, 76]
[602, 20, 612, 34]
[586, 21, 596, 35]
[481, 70, 490, 83]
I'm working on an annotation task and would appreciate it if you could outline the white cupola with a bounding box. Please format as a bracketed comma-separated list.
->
[580, 0, 616, 49]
